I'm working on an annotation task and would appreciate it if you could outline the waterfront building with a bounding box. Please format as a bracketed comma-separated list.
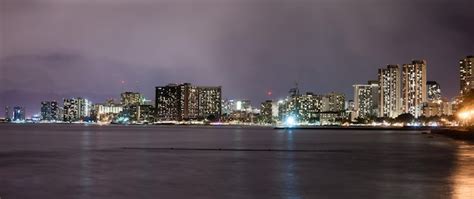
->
[460, 55, 474, 96]
[378, 65, 401, 118]
[63, 98, 92, 122]
[4, 106, 11, 121]
[12, 106, 25, 121]
[155, 84, 181, 121]
[124, 104, 155, 123]
[94, 103, 123, 122]
[155, 83, 221, 121]
[197, 86, 222, 120]
[353, 81, 380, 119]
[222, 99, 252, 115]
[402, 60, 427, 118]
[278, 92, 323, 124]
[322, 92, 345, 113]
[40, 101, 59, 121]
[318, 112, 342, 126]
[260, 100, 273, 124]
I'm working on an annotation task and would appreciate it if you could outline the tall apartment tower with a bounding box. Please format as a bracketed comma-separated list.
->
[155, 83, 222, 121]
[353, 81, 380, 119]
[41, 101, 59, 121]
[402, 60, 427, 118]
[378, 65, 401, 118]
[460, 55, 474, 96]
[63, 98, 92, 122]
[4, 106, 10, 120]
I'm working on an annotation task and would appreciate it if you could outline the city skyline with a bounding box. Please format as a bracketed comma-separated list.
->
[0, 56, 472, 118]
[1, 0, 474, 116]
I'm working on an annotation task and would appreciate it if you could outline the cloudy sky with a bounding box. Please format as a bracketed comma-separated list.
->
[1, 0, 473, 116]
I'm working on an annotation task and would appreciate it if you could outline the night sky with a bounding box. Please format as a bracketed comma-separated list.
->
[1, 0, 473, 116]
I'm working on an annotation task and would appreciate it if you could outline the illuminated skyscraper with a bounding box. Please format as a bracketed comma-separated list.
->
[155, 83, 221, 121]
[353, 81, 380, 119]
[197, 86, 222, 120]
[180, 83, 199, 120]
[155, 84, 181, 121]
[260, 100, 273, 124]
[278, 92, 323, 123]
[460, 55, 474, 95]
[4, 106, 10, 120]
[12, 106, 25, 121]
[322, 92, 345, 112]
[402, 60, 427, 118]
[378, 65, 401, 118]
[63, 98, 92, 122]
[40, 101, 59, 121]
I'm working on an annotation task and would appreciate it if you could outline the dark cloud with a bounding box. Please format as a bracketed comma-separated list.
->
[1, 0, 473, 115]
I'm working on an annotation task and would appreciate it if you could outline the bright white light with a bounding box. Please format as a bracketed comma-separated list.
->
[285, 116, 297, 127]
[236, 101, 242, 110]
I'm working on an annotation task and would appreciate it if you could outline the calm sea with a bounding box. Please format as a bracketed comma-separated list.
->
[0, 124, 473, 199]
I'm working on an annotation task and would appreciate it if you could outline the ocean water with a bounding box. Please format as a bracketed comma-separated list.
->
[0, 124, 473, 199]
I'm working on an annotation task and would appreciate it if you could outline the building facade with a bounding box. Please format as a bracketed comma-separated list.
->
[121, 92, 143, 106]
[12, 106, 25, 121]
[260, 100, 273, 124]
[353, 81, 380, 119]
[402, 60, 427, 118]
[40, 101, 59, 121]
[322, 92, 345, 112]
[4, 106, 10, 121]
[278, 92, 323, 124]
[460, 55, 474, 96]
[63, 98, 92, 122]
[155, 83, 221, 121]
[378, 65, 401, 118]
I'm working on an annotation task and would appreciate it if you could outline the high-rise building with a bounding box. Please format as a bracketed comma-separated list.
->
[402, 60, 427, 118]
[322, 92, 345, 112]
[353, 81, 380, 119]
[4, 106, 10, 120]
[460, 55, 474, 96]
[121, 92, 143, 106]
[155, 84, 181, 121]
[278, 92, 323, 123]
[40, 101, 59, 121]
[155, 83, 221, 121]
[12, 106, 25, 121]
[198, 86, 222, 120]
[63, 98, 92, 122]
[378, 65, 401, 118]
[180, 83, 200, 120]
[260, 100, 273, 124]
[427, 81, 442, 102]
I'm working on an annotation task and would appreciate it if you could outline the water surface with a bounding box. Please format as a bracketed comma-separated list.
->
[0, 124, 473, 199]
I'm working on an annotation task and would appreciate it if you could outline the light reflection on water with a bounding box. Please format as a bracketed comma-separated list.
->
[80, 131, 92, 199]
[451, 144, 474, 199]
[282, 130, 302, 199]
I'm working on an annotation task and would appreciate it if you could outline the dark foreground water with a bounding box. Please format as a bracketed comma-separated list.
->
[0, 124, 473, 199]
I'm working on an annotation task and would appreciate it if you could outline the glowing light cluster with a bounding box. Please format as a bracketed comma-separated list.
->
[458, 109, 474, 120]
[285, 116, 297, 127]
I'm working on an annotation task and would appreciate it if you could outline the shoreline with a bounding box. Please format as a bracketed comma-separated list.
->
[1, 123, 472, 142]
[430, 128, 474, 142]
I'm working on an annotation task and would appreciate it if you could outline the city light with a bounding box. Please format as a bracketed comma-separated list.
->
[285, 116, 297, 127]
[457, 109, 474, 121]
